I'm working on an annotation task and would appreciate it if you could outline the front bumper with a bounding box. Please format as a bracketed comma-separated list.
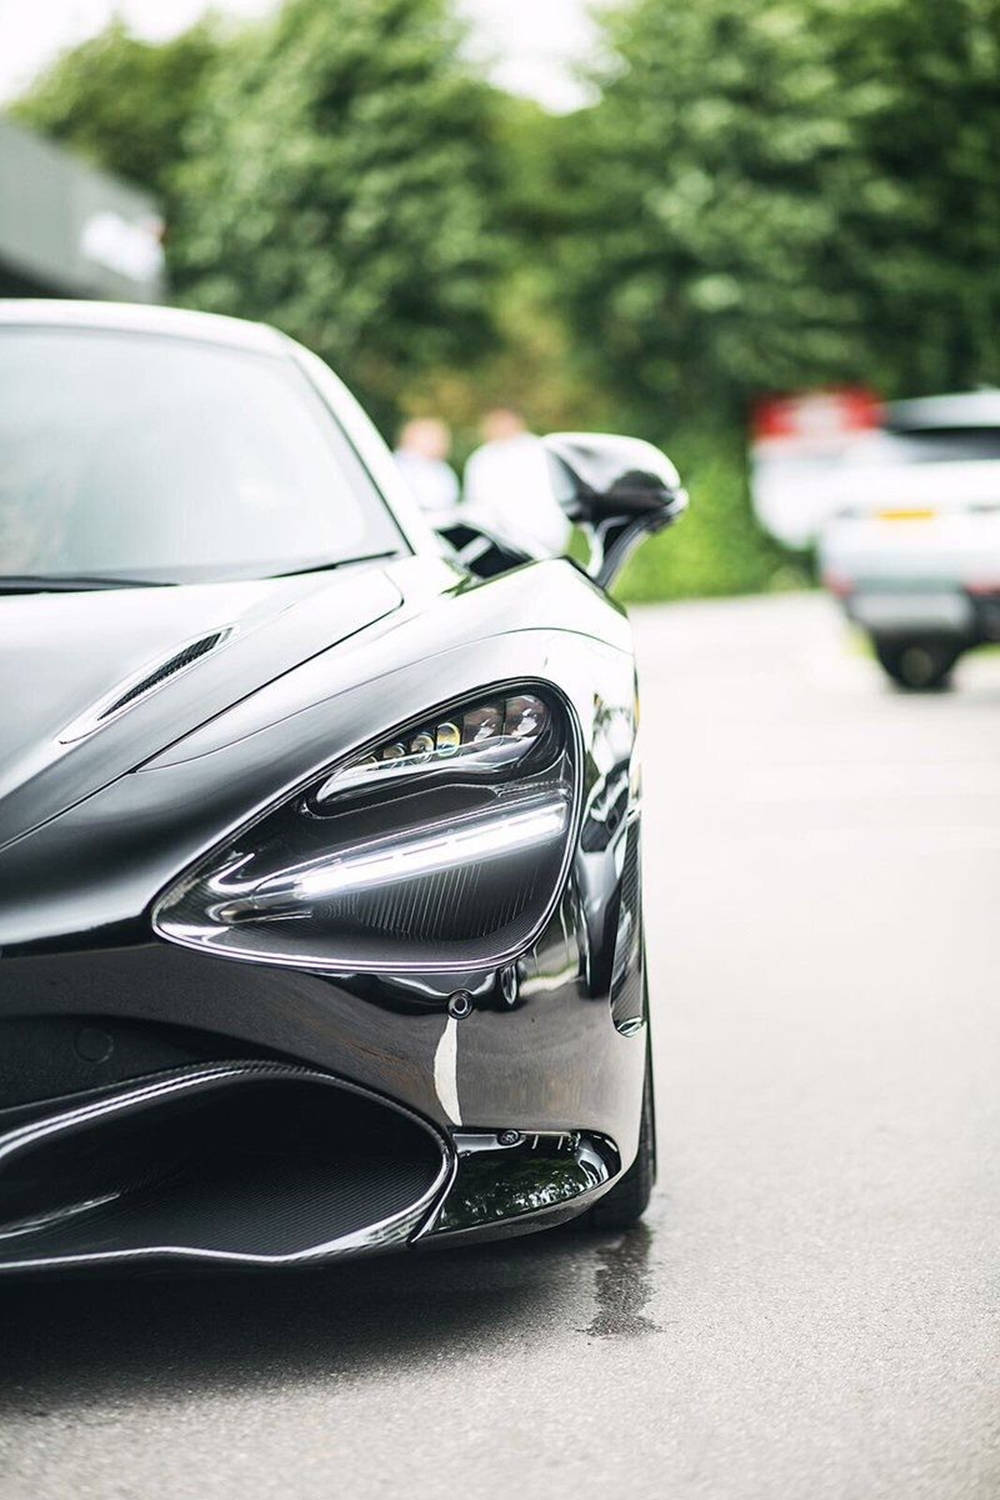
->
[0, 865, 643, 1273]
[0, 1054, 620, 1274]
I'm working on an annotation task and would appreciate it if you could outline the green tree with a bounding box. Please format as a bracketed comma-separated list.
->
[816, 0, 1000, 396]
[552, 3, 857, 431]
[172, 0, 504, 424]
[537, 0, 1000, 600]
[558, 0, 1000, 430]
[10, 18, 221, 200]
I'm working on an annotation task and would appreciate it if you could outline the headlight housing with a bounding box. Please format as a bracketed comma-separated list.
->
[153, 686, 578, 973]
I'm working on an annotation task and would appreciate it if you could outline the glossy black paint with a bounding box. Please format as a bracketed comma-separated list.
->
[544, 431, 689, 589]
[0, 303, 664, 1272]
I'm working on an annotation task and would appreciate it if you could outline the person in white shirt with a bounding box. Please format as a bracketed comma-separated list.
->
[393, 418, 459, 518]
[462, 407, 571, 558]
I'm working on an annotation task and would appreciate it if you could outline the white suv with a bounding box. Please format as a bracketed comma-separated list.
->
[817, 393, 1000, 689]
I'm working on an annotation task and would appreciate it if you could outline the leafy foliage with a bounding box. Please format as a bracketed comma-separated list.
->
[553, 0, 1000, 431]
[815, 0, 1000, 396]
[170, 0, 504, 424]
[10, 18, 221, 200]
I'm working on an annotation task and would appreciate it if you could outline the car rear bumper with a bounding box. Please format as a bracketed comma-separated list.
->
[845, 588, 978, 635]
[819, 512, 1000, 637]
[832, 584, 1000, 640]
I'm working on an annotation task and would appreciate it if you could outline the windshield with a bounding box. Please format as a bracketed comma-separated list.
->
[0, 327, 404, 585]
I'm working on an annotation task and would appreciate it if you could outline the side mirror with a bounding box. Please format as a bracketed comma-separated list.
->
[543, 432, 688, 589]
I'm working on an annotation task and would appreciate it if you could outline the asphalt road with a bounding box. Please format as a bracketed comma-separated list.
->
[2, 593, 998, 1500]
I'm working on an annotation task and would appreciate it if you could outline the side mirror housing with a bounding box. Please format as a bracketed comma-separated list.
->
[543, 432, 688, 589]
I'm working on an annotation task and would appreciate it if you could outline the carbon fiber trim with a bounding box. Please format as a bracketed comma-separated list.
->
[0, 1061, 452, 1273]
[610, 818, 644, 1033]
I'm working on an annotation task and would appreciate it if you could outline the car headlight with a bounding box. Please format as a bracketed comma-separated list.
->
[153, 686, 577, 972]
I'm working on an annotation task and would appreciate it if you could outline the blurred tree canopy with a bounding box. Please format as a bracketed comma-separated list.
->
[10, 18, 222, 203]
[551, 0, 1000, 434]
[818, 0, 1000, 397]
[171, 0, 504, 426]
[14, 0, 505, 428]
[9, 0, 1000, 599]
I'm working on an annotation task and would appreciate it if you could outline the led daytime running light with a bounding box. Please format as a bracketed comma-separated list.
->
[218, 793, 569, 920]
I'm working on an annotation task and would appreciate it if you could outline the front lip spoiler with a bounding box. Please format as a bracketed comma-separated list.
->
[0, 1062, 454, 1275]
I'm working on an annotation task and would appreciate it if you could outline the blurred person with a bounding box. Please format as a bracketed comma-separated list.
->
[393, 417, 459, 516]
[463, 407, 571, 558]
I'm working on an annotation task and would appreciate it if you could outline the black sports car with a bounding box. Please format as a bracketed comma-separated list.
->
[0, 301, 686, 1273]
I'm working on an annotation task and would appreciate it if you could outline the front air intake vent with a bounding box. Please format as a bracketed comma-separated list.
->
[59, 627, 234, 743]
[0, 1063, 450, 1273]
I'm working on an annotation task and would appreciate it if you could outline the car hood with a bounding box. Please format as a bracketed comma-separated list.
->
[0, 564, 402, 850]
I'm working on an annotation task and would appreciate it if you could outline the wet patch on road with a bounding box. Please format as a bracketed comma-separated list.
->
[586, 1223, 661, 1337]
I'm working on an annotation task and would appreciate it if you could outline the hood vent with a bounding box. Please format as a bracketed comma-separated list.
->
[100, 632, 225, 718]
[59, 627, 234, 744]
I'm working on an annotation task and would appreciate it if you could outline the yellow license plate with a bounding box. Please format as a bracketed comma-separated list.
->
[877, 508, 937, 521]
